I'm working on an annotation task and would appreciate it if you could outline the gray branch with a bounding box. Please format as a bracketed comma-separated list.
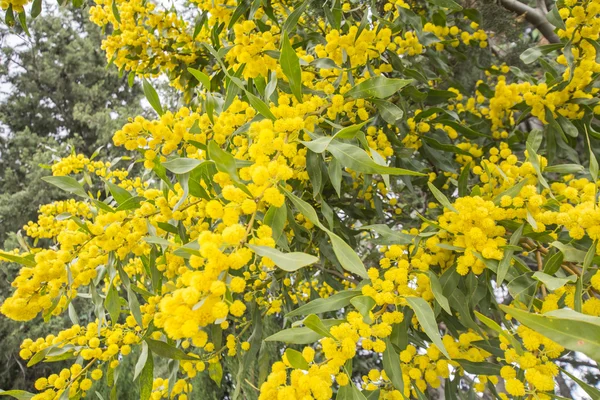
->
[499, 0, 560, 43]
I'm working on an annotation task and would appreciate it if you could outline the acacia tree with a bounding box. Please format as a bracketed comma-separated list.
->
[1, 0, 600, 399]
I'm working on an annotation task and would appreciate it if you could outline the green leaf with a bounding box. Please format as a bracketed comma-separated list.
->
[187, 67, 210, 89]
[104, 283, 121, 323]
[561, 368, 600, 399]
[428, 0, 462, 11]
[284, 348, 309, 370]
[286, 290, 360, 317]
[493, 179, 528, 205]
[106, 181, 132, 205]
[280, 33, 303, 102]
[427, 182, 457, 213]
[0, 251, 35, 267]
[327, 142, 425, 176]
[336, 386, 368, 400]
[265, 320, 344, 343]
[303, 314, 335, 339]
[134, 341, 149, 381]
[209, 361, 223, 387]
[359, 224, 414, 245]
[520, 43, 563, 64]
[328, 158, 342, 197]
[501, 306, 600, 363]
[329, 232, 368, 278]
[26, 346, 54, 367]
[544, 164, 584, 174]
[455, 360, 501, 376]
[557, 115, 579, 138]
[145, 339, 197, 361]
[42, 176, 88, 198]
[143, 79, 163, 116]
[474, 311, 524, 354]
[429, 272, 451, 314]
[350, 295, 376, 319]
[279, 186, 368, 277]
[139, 351, 153, 400]
[550, 241, 587, 262]
[31, 0, 42, 18]
[546, 6, 566, 29]
[162, 158, 204, 174]
[264, 205, 287, 248]
[127, 286, 144, 327]
[208, 140, 240, 182]
[247, 244, 318, 271]
[405, 297, 450, 358]
[497, 224, 524, 285]
[282, 0, 311, 34]
[246, 91, 276, 120]
[383, 338, 405, 397]
[0, 390, 35, 400]
[345, 77, 413, 99]
[532, 272, 577, 291]
[527, 141, 550, 190]
[370, 99, 404, 124]
[543, 251, 564, 275]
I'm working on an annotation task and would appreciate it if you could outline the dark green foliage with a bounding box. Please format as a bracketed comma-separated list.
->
[0, 8, 143, 393]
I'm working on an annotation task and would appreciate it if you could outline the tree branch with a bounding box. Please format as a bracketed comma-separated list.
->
[499, 0, 560, 43]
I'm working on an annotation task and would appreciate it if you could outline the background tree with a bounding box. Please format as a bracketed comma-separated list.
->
[0, 8, 143, 391]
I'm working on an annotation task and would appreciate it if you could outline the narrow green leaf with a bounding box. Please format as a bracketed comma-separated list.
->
[383, 338, 406, 397]
[188, 67, 210, 89]
[286, 290, 360, 317]
[265, 320, 344, 343]
[328, 142, 425, 176]
[143, 79, 163, 116]
[405, 297, 450, 358]
[145, 339, 197, 361]
[303, 314, 335, 339]
[550, 241, 587, 262]
[280, 33, 303, 102]
[111, 0, 121, 23]
[207, 141, 240, 182]
[329, 232, 368, 278]
[427, 182, 457, 213]
[0, 251, 35, 267]
[350, 296, 376, 319]
[42, 176, 88, 198]
[106, 181, 132, 205]
[561, 368, 600, 399]
[247, 244, 318, 271]
[104, 283, 120, 323]
[359, 224, 414, 245]
[282, 0, 311, 34]
[429, 272, 451, 314]
[497, 224, 524, 285]
[543, 251, 564, 275]
[428, 0, 462, 11]
[370, 99, 404, 124]
[134, 342, 149, 381]
[209, 361, 223, 387]
[0, 390, 35, 400]
[532, 272, 577, 291]
[284, 348, 309, 370]
[345, 77, 413, 99]
[474, 311, 523, 355]
[139, 351, 153, 400]
[246, 91, 276, 120]
[31, 0, 42, 18]
[501, 306, 600, 363]
[162, 158, 204, 174]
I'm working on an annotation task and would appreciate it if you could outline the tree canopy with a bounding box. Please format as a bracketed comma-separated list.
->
[1, 0, 600, 399]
